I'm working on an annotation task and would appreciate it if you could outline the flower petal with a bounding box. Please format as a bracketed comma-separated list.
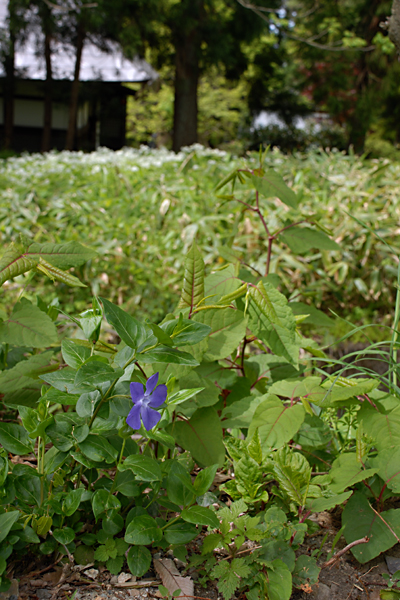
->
[148, 384, 168, 408]
[140, 405, 161, 431]
[126, 404, 142, 430]
[130, 382, 144, 404]
[145, 372, 159, 396]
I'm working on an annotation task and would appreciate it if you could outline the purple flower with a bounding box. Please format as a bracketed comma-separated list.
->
[126, 372, 167, 431]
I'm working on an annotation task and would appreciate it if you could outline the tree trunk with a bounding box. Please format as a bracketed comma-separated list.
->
[3, 31, 15, 150]
[389, 0, 400, 55]
[65, 24, 85, 150]
[41, 32, 53, 152]
[172, 31, 200, 152]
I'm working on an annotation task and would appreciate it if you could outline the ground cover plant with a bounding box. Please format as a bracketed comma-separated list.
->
[0, 145, 400, 332]
[3, 150, 400, 600]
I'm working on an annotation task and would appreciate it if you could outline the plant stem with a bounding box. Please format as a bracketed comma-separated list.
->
[108, 438, 126, 496]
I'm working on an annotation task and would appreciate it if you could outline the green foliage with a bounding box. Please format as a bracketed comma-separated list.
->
[3, 150, 400, 600]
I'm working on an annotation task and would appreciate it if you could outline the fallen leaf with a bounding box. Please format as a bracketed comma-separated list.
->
[154, 558, 194, 598]
[117, 572, 132, 584]
[83, 568, 99, 580]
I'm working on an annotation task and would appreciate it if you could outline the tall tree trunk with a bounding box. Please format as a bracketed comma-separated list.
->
[66, 24, 85, 150]
[389, 0, 400, 55]
[172, 35, 199, 152]
[3, 31, 15, 150]
[41, 31, 53, 152]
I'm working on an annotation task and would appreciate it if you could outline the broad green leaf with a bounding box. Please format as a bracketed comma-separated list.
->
[0, 351, 55, 393]
[248, 395, 305, 449]
[113, 470, 140, 497]
[359, 403, 400, 451]
[79, 435, 118, 464]
[329, 453, 378, 494]
[163, 522, 198, 544]
[63, 488, 85, 516]
[272, 447, 311, 506]
[53, 527, 75, 545]
[204, 264, 242, 303]
[26, 241, 96, 269]
[264, 559, 292, 600]
[318, 377, 379, 407]
[181, 506, 220, 528]
[292, 555, 320, 588]
[0, 511, 20, 543]
[92, 489, 121, 520]
[125, 515, 163, 545]
[100, 297, 149, 350]
[250, 170, 297, 209]
[61, 340, 91, 369]
[268, 377, 325, 403]
[305, 491, 352, 513]
[2, 385, 42, 408]
[166, 461, 196, 507]
[170, 320, 211, 346]
[127, 546, 152, 577]
[119, 455, 162, 481]
[168, 407, 225, 467]
[194, 464, 219, 496]
[0, 242, 38, 286]
[40, 367, 80, 393]
[371, 448, 400, 493]
[74, 361, 123, 389]
[221, 395, 265, 429]
[0, 303, 58, 348]
[0, 422, 33, 455]
[342, 492, 400, 563]
[139, 346, 199, 366]
[280, 226, 340, 253]
[76, 390, 101, 418]
[193, 307, 247, 361]
[290, 302, 333, 327]
[247, 281, 299, 367]
[178, 243, 205, 311]
[260, 540, 295, 572]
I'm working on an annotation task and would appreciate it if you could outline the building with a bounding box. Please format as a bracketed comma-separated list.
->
[0, 1, 158, 152]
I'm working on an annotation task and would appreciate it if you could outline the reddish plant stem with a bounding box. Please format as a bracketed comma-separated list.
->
[321, 536, 369, 569]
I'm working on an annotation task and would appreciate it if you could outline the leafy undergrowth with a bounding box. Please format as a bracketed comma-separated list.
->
[1, 145, 400, 330]
[3, 152, 400, 600]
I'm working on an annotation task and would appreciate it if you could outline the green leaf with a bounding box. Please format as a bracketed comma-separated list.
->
[79, 435, 118, 464]
[0, 422, 33, 455]
[100, 297, 149, 350]
[113, 470, 140, 497]
[181, 506, 219, 528]
[280, 226, 340, 253]
[36, 257, 86, 287]
[74, 362, 123, 390]
[53, 527, 75, 545]
[194, 464, 219, 496]
[76, 390, 101, 418]
[329, 453, 378, 493]
[26, 241, 96, 269]
[61, 340, 91, 369]
[127, 546, 152, 577]
[264, 559, 292, 600]
[193, 308, 247, 361]
[359, 403, 400, 451]
[0, 302, 58, 348]
[178, 243, 205, 311]
[94, 545, 110, 562]
[0, 351, 55, 393]
[305, 492, 352, 513]
[163, 522, 198, 544]
[0, 511, 20, 543]
[212, 558, 251, 600]
[169, 407, 225, 467]
[292, 555, 320, 587]
[201, 533, 224, 554]
[250, 170, 297, 209]
[247, 282, 299, 367]
[248, 395, 305, 449]
[106, 555, 124, 575]
[342, 492, 400, 563]
[92, 489, 121, 520]
[62, 488, 85, 517]
[139, 346, 199, 366]
[0, 241, 38, 286]
[166, 461, 196, 507]
[319, 377, 379, 407]
[204, 264, 243, 303]
[170, 320, 211, 346]
[125, 515, 163, 545]
[119, 455, 162, 481]
[272, 447, 311, 506]
[371, 447, 400, 493]
[39, 367, 79, 394]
